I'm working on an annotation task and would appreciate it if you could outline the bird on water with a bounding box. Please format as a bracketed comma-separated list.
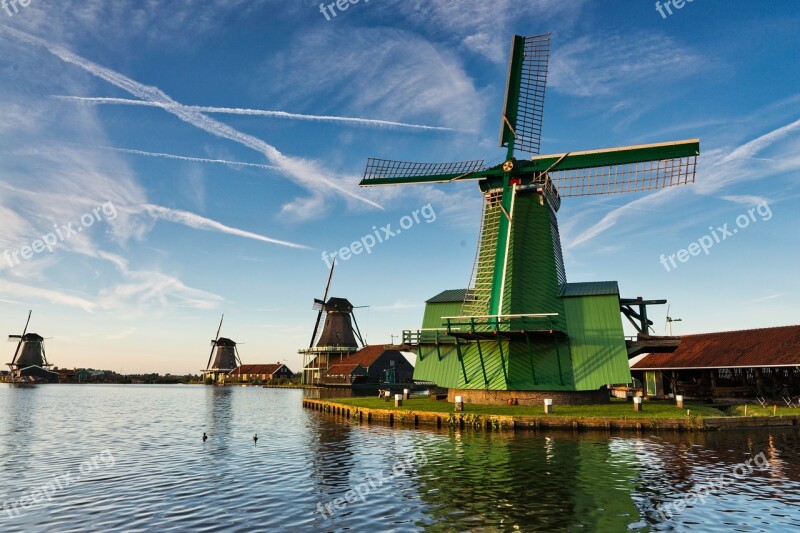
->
[253, 434, 258, 444]
[203, 432, 208, 442]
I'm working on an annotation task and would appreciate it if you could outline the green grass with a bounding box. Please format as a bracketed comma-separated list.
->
[727, 403, 799, 417]
[329, 397, 727, 419]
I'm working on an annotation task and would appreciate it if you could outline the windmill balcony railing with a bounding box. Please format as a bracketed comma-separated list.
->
[443, 313, 560, 335]
[402, 314, 563, 346]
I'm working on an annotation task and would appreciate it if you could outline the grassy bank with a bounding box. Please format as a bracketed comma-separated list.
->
[329, 397, 727, 419]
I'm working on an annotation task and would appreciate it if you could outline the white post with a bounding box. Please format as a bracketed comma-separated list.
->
[633, 396, 643, 412]
[544, 398, 553, 414]
[403, 388, 410, 400]
[395, 394, 403, 407]
[454, 395, 464, 411]
[676, 394, 684, 409]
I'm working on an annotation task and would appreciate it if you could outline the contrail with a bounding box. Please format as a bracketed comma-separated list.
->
[95, 145, 280, 171]
[141, 204, 309, 250]
[0, 27, 382, 210]
[55, 96, 457, 132]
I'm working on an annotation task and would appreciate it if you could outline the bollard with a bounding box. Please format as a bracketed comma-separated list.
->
[544, 398, 553, 414]
[633, 396, 643, 412]
[676, 395, 684, 409]
[403, 388, 410, 400]
[395, 394, 403, 407]
[384, 390, 392, 402]
[454, 395, 464, 411]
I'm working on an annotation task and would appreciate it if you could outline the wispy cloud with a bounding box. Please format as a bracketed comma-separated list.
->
[0, 26, 383, 215]
[549, 32, 706, 98]
[140, 204, 309, 250]
[93, 145, 281, 171]
[55, 96, 457, 132]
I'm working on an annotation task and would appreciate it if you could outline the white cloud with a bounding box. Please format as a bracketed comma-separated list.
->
[549, 33, 705, 98]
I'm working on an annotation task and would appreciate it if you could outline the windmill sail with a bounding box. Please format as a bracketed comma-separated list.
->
[531, 139, 699, 197]
[499, 33, 550, 156]
[361, 158, 486, 186]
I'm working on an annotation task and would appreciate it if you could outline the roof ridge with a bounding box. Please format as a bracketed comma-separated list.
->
[679, 324, 800, 338]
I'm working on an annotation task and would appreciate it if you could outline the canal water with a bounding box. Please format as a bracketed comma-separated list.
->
[1, 385, 798, 532]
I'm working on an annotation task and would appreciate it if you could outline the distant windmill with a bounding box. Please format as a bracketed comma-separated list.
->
[665, 305, 683, 336]
[202, 314, 243, 384]
[7, 310, 58, 383]
[299, 262, 365, 384]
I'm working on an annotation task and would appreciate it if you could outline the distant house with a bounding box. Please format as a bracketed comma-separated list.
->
[320, 345, 414, 386]
[228, 364, 294, 382]
[57, 368, 76, 382]
[631, 325, 800, 399]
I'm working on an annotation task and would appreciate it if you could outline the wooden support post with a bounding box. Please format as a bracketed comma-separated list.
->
[676, 394, 684, 409]
[496, 321, 508, 383]
[526, 333, 537, 385]
[544, 398, 553, 414]
[455, 395, 464, 412]
[633, 397, 643, 412]
[455, 337, 469, 384]
[395, 394, 403, 407]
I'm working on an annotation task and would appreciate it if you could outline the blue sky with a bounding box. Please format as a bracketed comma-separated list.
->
[0, 1, 797, 374]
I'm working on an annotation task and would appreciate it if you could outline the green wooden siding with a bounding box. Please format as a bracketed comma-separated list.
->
[563, 295, 631, 389]
[421, 301, 464, 329]
[502, 192, 566, 330]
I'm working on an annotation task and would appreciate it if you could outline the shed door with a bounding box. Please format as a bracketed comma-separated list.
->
[645, 371, 658, 396]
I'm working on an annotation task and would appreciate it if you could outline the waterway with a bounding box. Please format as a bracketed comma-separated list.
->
[1, 385, 798, 531]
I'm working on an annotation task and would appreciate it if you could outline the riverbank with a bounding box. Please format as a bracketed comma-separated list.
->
[303, 397, 800, 432]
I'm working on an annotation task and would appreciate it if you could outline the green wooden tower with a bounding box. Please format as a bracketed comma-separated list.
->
[359, 34, 700, 397]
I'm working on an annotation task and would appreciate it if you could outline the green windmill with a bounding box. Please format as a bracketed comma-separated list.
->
[359, 34, 700, 401]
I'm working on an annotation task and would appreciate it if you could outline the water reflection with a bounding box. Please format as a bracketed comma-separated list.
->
[0, 385, 798, 532]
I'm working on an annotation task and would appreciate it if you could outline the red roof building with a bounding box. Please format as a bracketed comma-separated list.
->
[630, 325, 800, 399]
[320, 345, 414, 386]
[228, 363, 294, 382]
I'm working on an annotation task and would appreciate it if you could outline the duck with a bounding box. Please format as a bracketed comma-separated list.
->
[203, 432, 208, 442]
[253, 434, 258, 444]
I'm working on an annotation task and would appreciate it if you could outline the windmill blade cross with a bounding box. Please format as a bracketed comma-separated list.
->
[10, 310, 32, 367]
[206, 314, 224, 370]
[310, 260, 336, 348]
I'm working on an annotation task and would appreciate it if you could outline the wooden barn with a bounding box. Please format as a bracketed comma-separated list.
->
[323, 363, 367, 385]
[320, 345, 414, 386]
[631, 325, 800, 401]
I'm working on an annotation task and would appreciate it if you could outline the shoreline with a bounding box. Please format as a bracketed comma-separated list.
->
[302, 398, 800, 432]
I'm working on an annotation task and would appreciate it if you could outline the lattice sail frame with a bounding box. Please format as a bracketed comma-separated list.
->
[547, 155, 698, 198]
[363, 158, 485, 183]
[500, 33, 550, 156]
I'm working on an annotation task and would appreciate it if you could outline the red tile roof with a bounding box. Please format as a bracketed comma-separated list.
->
[631, 325, 800, 370]
[325, 364, 365, 376]
[336, 345, 393, 368]
[229, 364, 286, 376]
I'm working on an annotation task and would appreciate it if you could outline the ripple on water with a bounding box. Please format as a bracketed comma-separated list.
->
[2, 385, 800, 532]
